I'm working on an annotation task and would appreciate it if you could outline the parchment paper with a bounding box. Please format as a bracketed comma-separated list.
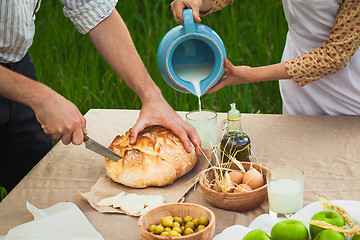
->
[79, 148, 212, 215]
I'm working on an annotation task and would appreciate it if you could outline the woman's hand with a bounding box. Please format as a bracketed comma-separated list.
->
[207, 59, 254, 93]
[171, 0, 203, 24]
[207, 59, 289, 93]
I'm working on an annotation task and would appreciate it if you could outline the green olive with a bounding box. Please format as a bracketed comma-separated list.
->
[160, 231, 169, 236]
[192, 218, 199, 227]
[174, 216, 184, 226]
[154, 225, 164, 235]
[148, 224, 156, 232]
[184, 216, 193, 223]
[184, 228, 194, 235]
[173, 226, 182, 234]
[160, 216, 173, 228]
[167, 230, 179, 237]
[197, 224, 206, 231]
[149, 215, 208, 236]
[198, 217, 209, 226]
[173, 221, 181, 228]
[185, 221, 195, 230]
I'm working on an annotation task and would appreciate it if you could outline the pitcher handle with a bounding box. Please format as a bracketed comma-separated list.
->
[183, 9, 195, 34]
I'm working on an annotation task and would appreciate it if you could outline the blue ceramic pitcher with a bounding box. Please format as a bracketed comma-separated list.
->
[157, 9, 227, 96]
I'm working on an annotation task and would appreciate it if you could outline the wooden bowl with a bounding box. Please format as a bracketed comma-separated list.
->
[199, 162, 269, 212]
[138, 203, 215, 240]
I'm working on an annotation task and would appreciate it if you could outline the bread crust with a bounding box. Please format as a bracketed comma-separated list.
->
[105, 125, 197, 188]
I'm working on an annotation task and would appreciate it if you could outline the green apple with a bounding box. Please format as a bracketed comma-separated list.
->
[314, 229, 345, 240]
[353, 234, 360, 240]
[310, 211, 345, 239]
[242, 229, 270, 240]
[271, 219, 309, 240]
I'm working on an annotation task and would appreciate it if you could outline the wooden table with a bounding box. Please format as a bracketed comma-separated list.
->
[1, 109, 359, 239]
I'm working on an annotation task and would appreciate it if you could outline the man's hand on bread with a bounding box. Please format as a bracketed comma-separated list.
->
[129, 98, 201, 155]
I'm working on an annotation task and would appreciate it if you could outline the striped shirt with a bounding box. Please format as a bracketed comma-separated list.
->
[0, 0, 117, 63]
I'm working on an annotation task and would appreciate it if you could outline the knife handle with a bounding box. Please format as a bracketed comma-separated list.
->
[84, 135, 89, 142]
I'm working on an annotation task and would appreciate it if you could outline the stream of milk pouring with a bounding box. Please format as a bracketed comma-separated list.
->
[173, 63, 213, 112]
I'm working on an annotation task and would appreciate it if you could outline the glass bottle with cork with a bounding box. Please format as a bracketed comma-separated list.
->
[220, 103, 251, 162]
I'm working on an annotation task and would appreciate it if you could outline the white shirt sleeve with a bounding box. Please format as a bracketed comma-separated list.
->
[61, 0, 118, 34]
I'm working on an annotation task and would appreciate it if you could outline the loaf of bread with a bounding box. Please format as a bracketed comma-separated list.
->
[105, 125, 197, 188]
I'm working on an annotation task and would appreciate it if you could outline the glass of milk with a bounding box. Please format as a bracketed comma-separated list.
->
[266, 166, 304, 218]
[185, 110, 217, 148]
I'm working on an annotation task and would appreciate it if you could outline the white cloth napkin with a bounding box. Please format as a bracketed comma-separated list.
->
[213, 200, 360, 240]
[0, 202, 104, 240]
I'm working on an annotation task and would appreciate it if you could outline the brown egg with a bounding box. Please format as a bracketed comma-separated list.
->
[228, 171, 244, 185]
[233, 184, 252, 193]
[242, 168, 264, 190]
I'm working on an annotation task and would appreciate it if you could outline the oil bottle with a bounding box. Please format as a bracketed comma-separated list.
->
[220, 103, 251, 162]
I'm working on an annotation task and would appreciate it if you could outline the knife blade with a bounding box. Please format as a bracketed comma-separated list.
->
[84, 135, 122, 162]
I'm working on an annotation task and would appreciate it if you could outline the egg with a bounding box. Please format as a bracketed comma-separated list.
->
[228, 171, 244, 185]
[242, 168, 264, 190]
[233, 184, 252, 193]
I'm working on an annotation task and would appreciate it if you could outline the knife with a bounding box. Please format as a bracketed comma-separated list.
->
[84, 135, 122, 162]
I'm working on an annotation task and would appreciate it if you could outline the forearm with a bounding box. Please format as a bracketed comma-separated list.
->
[200, 0, 213, 12]
[200, 0, 235, 16]
[0, 65, 52, 109]
[249, 62, 289, 82]
[88, 9, 163, 103]
[285, 0, 360, 86]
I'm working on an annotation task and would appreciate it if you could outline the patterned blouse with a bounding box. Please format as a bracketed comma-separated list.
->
[202, 0, 360, 87]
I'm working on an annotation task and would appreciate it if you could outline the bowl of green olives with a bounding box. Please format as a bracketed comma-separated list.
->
[138, 203, 215, 239]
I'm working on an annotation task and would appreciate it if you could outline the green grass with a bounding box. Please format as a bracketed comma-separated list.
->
[30, 0, 287, 114]
[0, 186, 7, 202]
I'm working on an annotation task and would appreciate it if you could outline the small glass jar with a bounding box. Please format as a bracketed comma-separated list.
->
[219, 103, 251, 162]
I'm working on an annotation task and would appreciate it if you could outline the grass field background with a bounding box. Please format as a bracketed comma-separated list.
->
[0, 0, 288, 200]
[30, 0, 288, 115]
